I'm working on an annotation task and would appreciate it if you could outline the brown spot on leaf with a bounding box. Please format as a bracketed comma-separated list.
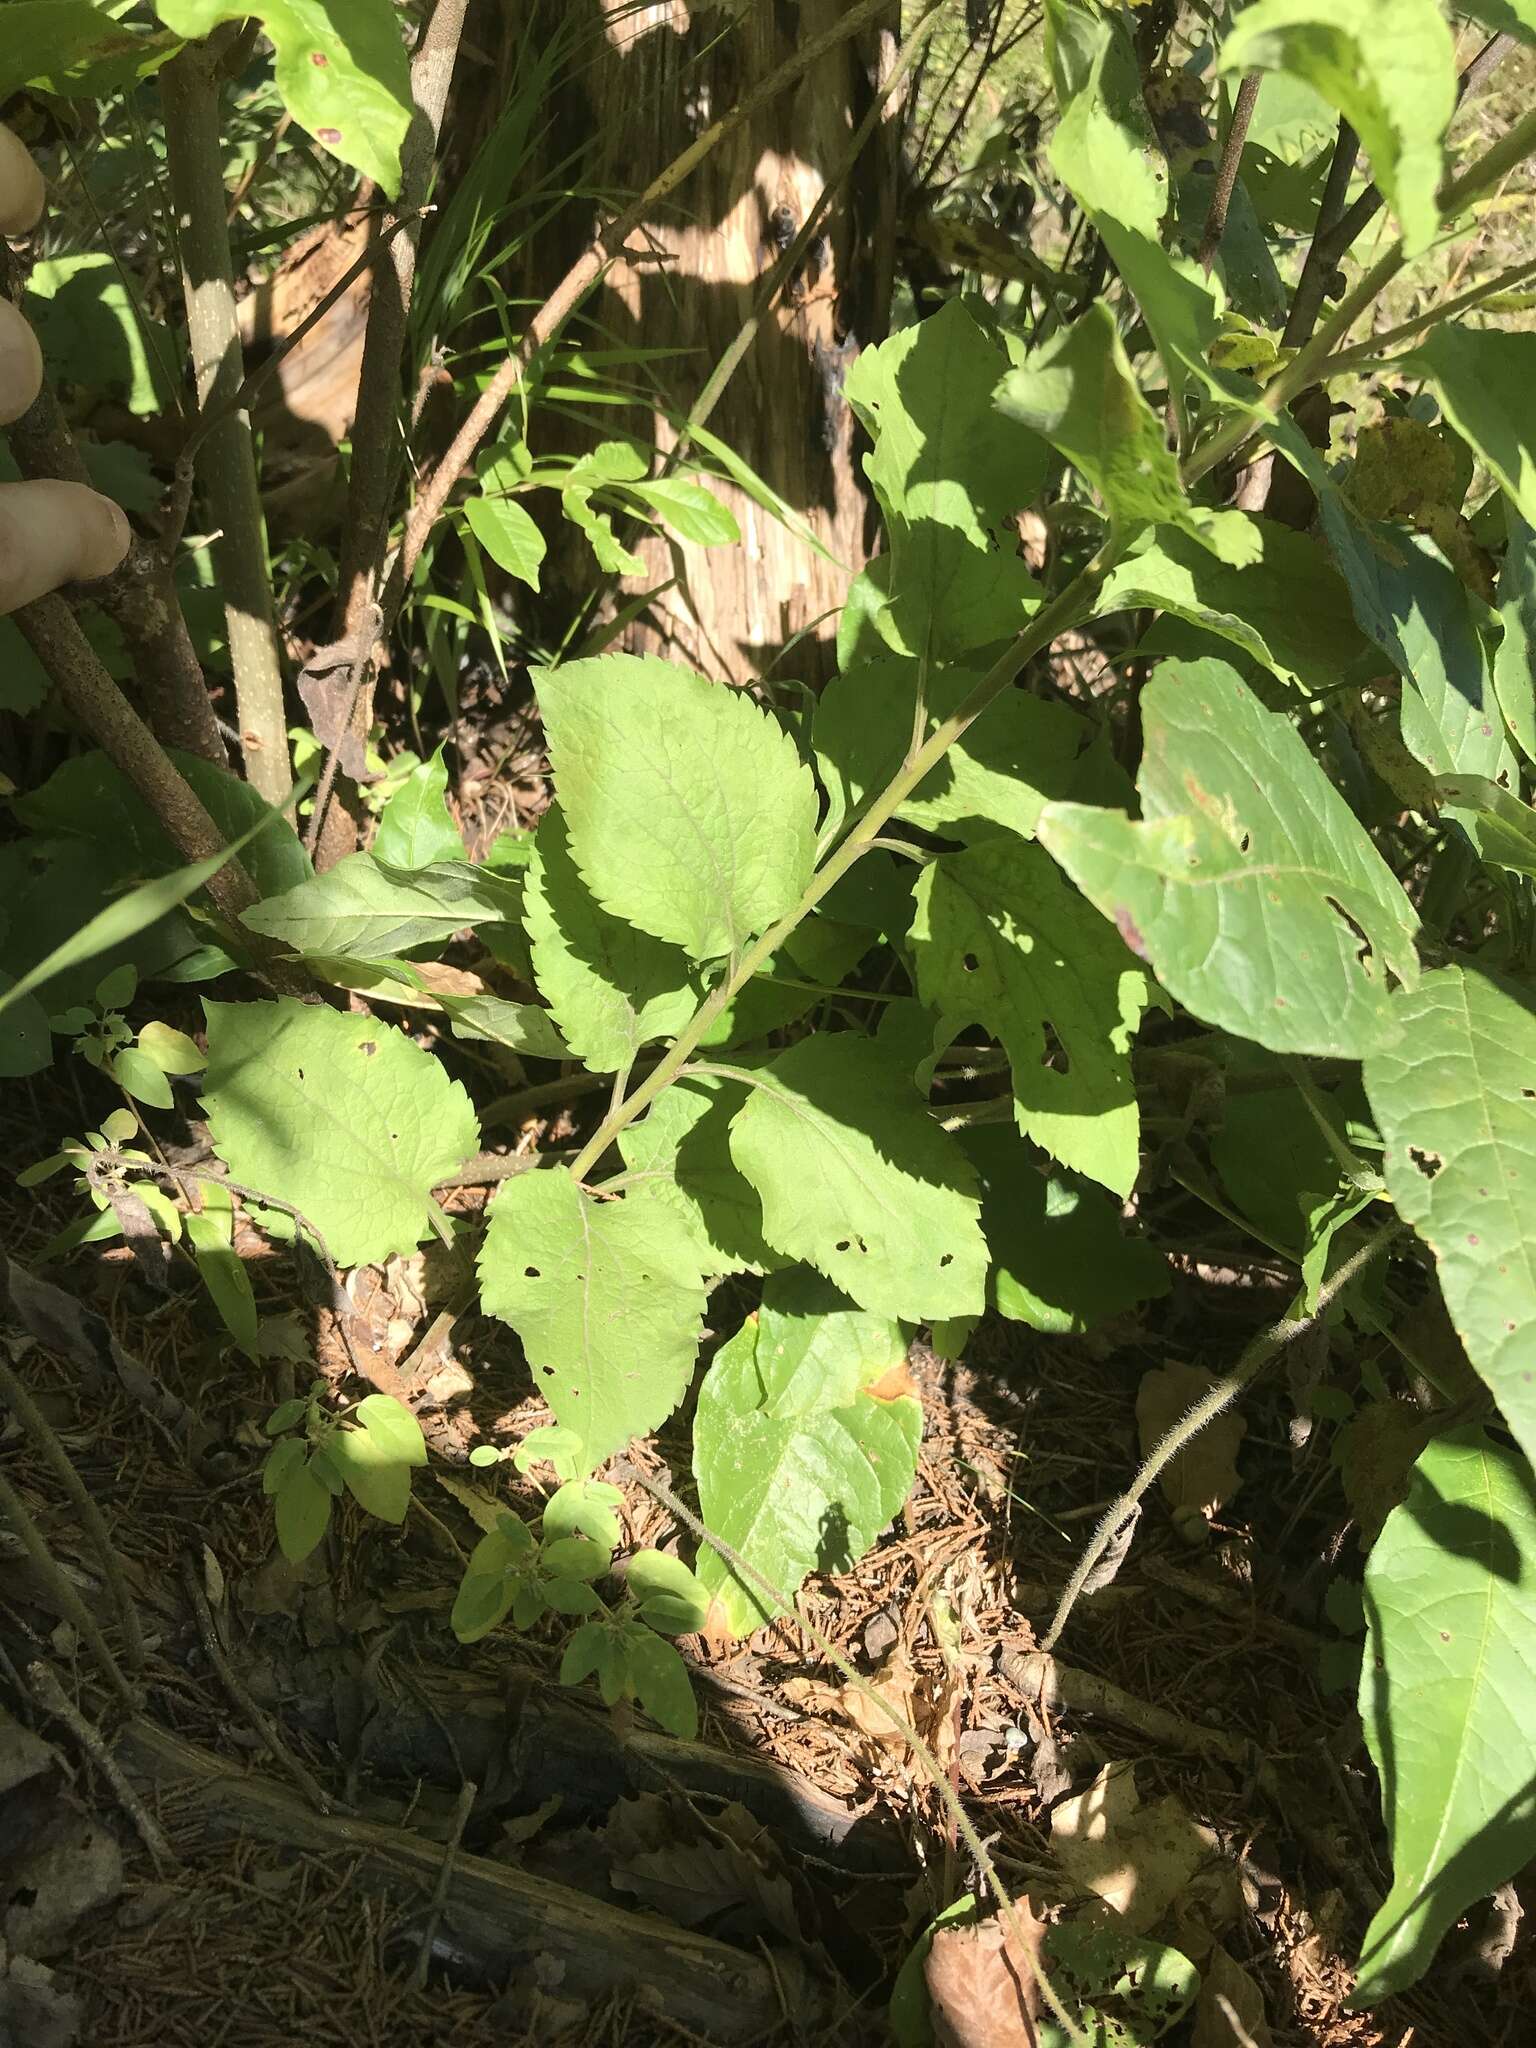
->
[865, 1358, 919, 1404]
[1114, 905, 1149, 958]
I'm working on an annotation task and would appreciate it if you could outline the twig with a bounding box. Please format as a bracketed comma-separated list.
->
[433, 1147, 579, 1188]
[411, 1776, 477, 1989]
[162, 37, 289, 802]
[0, 1467, 135, 1708]
[379, 0, 900, 637]
[179, 1551, 342, 1814]
[1042, 1224, 1402, 1653]
[617, 1462, 1088, 2047]
[27, 1660, 177, 1871]
[0, 1356, 145, 1672]
[1001, 1649, 1251, 1766]
[1197, 74, 1261, 272]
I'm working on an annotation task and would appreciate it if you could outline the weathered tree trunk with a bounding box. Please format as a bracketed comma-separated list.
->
[489, 1, 899, 684]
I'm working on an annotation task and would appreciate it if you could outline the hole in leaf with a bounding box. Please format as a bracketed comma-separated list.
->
[295, 1067, 304, 1081]
[1325, 895, 1374, 975]
[835, 1239, 850, 1253]
[359, 1040, 378, 1057]
[10, 1887, 37, 1909]
[1409, 1148, 1443, 1180]
[1524, 1089, 1535, 1100]
[1238, 831, 1251, 854]
[525, 1265, 541, 1279]
[962, 953, 979, 973]
[939, 1253, 953, 1268]
[1040, 1019, 1070, 1072]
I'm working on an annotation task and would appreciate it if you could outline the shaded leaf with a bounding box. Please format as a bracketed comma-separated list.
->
[242, 853, 521, 960]
[1406, 328, 1536, 529]
[618, 1071, 780, 1276]
[371, 746, 463, 869]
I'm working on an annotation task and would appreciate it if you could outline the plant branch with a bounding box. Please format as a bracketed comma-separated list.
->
[1198, 74, 1261, 272]
[564, 543, 1119, 1181]
[0, 247, 226, 765]
[1316, 253, 1536, 377]
[0, 1465, 135, 1709]
[379, 0, 900, 635]
[162, 38, 289, 802]
[619, 1461, 1087, 2046]
[1042, 1222, 1402, 1654]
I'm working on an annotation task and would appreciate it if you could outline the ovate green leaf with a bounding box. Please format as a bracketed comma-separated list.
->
[202, 999, 479, 1267]
[1406, 328, 1536, 528]
[536, 653, 818, 961]
[465, 491, 546, 589]
[185, 1209, 259, 1357]
[1044, 0, 1167, 238]
[242, 853, 520, 960]
[371, 747, 463, 868]
[1218, 0, 1456, 256]
[1363, 968, 1536, 1468]
[155, 1, 412, 195]
[478, 1171, 708, 1467]
[912, 840, 1149, 1196]
[1039, 659, 1420, 1057]
[437, 993, 568, 1061]
[618, 1072, 781, 1276]
[694, 1272, 920, 1638]
[1096, 519, 1373, 694]
[275, 1461, 332, 1562]
[728, 1035, 987, 1321]
[1356, 1429, 1536, 1999]
[524, 805, 699, 1072]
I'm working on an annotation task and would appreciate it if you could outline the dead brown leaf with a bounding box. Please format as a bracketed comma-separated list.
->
[1136, 1363, 1245, 1524]
[925, 1905, 1045, 2048]
[1051, 1762, 1216, 1934]
[1191, 1943, 1272, 2048]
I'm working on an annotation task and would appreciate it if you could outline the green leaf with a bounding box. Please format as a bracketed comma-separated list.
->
[814, 656, 1127, 849]
[561, 486, 644, 576]
[694, 1271, 920, 1639]
[274, 1462, 332, 1562]
[624, 476, 739, 547]
[185, 1208, 259, 1356]
[1318, 501, 1513, 784]
[202, 998, 479, 1267]
[154, 0, 412, 196]
[0, 3, 166, 98]
[1405, 328, 1536, 533]
[14, 749, 310, 902]
[450, 1570, 517, 1643]
[700, 914, 871, 1049]
[728, 1035, 987, 1321]
[1459, 0, 1536, 46]
[1095, 519, 1373, 694]
[911, 839, 1149, 1197]
[542, 1477, 623, 1550]
[626, 1549, 710, 1634]
[625, 1629, 698, 1739]
[110, 1046, 174, 1109]
[1355, 1428, 1536, 1999]
[1362, 968, 1536, 1469]
[996, 302, 1256, 563]
[1438, 773, 1536, 879]
[355, 1393, 427, 1466]
[478, 1171, 709, 1466]
[242, 853, 520, 960]
[436, 993, 568, 1062]
[465, 491, 546, 589]
[963, 1125, 1169, 1334]
[27, 255, 175, 417]
[535, 654, 818, 962]
[262, 1437, 306, 1497]
[371, 747, 463, 869]
[1494, 511, 1536, 765]
[1217, 0, 1456, 256]
[327, 1422, 415, 1523]
[136, 1021, 205, 1075]
[618, 1071, 781, 1276]
[95, 965, 138, 1011]
[843, 300, 1048, 658]
[524, 805, 699, 1072]
[1039, 659, 1421, 1058]
[1044, 0, 1167, 239]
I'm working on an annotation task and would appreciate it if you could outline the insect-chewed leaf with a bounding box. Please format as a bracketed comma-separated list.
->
[728, 1035, 987, 1320]
[911, 838, 1149, 1197]
[478, 1170, 709, 1468]
[525, 805, 699, 1072]
[155, 1, 412, 196]
[201, 999, 479, 1268]
[1363, 967, 1536, 1471]
[1218, 0, 1455, 257]
[1355, 1429, 1536, 1999]
[242, 852, 521, 961]
[534, 654, 818, 962]
[694, 1271, 920, 1640]
[1039, 659, 1420, 1058]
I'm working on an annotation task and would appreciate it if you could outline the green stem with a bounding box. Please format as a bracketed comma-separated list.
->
[565, 546, 1119, 1181]
[1318, 253, 1536, 378]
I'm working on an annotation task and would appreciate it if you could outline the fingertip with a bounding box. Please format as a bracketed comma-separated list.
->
[0, 125, 45, 238]
[0, 298, 43, 424]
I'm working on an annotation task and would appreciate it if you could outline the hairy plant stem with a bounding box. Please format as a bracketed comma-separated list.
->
[162, 39, 289, 803]
[0, 1465, 135, 1709]
[1197, 74, 1261, 272]
[1042, 1222, 1403, 1654]
[621, 1462, 1086, 2046]
[565, 547, 1118, 1182]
